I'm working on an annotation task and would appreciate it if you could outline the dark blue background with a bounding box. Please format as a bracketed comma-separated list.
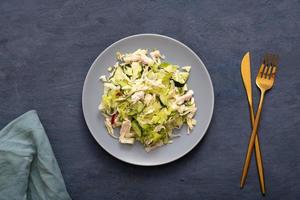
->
[1, 0, 299, 199]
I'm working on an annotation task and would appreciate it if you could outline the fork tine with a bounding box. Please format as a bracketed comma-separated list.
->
[258, 63, 265, 78]
[269, 54, 279, 80]
[270, 66, 277, 80]
[262, 54, 270, 78]
[263, 66, 269, 78]
[267, 66, 273, 79]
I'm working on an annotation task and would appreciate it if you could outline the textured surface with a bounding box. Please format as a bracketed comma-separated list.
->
[0, 0, 299, 199]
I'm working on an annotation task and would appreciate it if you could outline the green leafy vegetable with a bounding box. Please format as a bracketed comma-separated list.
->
[99, 49, 197, 151]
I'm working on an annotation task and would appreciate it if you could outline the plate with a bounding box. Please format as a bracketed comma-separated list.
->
[82, 34, 214, 166]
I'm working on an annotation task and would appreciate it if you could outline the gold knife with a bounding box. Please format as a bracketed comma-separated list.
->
[240, 52, 265, 195]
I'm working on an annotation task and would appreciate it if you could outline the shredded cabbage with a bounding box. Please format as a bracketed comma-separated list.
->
[99, 49, 197, 151]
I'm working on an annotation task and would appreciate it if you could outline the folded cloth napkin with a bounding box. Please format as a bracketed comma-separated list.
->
[0, 110, 71, 200]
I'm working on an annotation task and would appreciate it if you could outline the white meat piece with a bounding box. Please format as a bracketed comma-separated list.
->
[178, 105, 197, 116]
[144, 94, 153, 106]
[123, 49, 148, 64]
[131, 91, 145, 103]
[154, 125, 165, 132]
[99, 75, 106, 82]
[187, 107, 197, 118]
[104, 83, 120, 90]
[150, 50, 161, 58]
[140, 54, 154, 66]
[145, 141, 164, 152]
[150, 50, 162, 62]
[187, 118, 197, 134]
[98, 102, 104, 111]
[119, 120, 135, 144]
[176, 90, 194, 105]
[125, 132, 135, 138]
[135, 49, 147, 55]
[123, 54, 140, 63]
[104, 118, 118, 138]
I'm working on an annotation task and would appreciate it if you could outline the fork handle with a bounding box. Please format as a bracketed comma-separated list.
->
[240, 102, 265, 194]
[254, 133, 265, 195]
[241, 91, 266, 190]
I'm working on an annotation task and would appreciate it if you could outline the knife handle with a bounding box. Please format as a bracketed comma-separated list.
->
[240, 102, 265, 195]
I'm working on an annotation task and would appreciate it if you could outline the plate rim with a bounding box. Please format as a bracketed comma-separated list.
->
[82, 33, 215, 166]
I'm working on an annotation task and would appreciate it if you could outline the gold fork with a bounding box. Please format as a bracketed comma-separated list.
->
[240, 54, 279, 193]
[240, 52, 265, 194]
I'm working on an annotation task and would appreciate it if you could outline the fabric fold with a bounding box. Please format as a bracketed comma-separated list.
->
[0, 110, 71, 200]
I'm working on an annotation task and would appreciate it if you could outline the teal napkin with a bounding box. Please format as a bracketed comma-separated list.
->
[0, 110, 71, 200]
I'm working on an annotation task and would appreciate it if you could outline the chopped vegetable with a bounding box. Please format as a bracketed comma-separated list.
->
[99, 49, 197, 151]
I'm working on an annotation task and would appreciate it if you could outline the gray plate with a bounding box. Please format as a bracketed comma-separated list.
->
[82, 34, 214, 166]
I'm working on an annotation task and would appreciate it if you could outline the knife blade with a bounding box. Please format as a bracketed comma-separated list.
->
[241, 52, 253, 106]
[240, 52, 265, 195]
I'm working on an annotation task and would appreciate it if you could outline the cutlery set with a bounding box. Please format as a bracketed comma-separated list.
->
[240, 52, 279, 195]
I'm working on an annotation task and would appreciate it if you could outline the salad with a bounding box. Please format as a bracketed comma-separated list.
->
[98, 49, 197, 152]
